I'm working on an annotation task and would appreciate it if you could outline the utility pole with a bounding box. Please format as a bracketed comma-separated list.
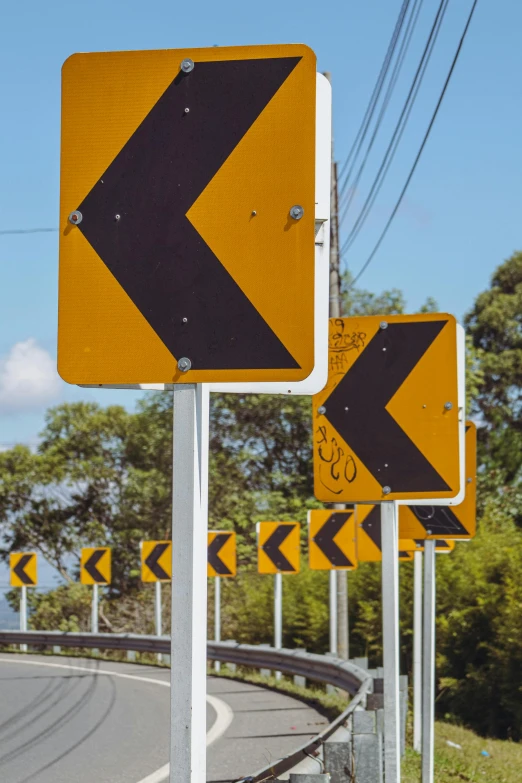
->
[324, 71, 349, 660]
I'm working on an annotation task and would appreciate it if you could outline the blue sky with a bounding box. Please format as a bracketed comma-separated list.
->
[0, 0, 519, 454]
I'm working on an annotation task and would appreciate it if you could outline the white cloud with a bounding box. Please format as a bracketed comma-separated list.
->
[0, 339, 61, 413]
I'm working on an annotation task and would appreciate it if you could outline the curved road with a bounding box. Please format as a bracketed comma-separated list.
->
[0, 654, 328, 783]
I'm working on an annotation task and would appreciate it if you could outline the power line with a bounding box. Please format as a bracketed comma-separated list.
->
[349, 0, 479, 288]
[337, 0, 412, 195]
[0, 228, 57, 236]
[341, 0, 450, 255]
[339, 0, 425, 223]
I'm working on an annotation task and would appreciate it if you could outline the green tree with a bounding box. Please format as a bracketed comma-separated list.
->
[465, 251, 522, 481]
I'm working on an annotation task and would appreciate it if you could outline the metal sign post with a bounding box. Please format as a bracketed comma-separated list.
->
[171, 383, 208, 783]
[20, 586, 27, 653]
[155, 581, 163, 663]
[274, 572, 283, 681]
[329, 570, 337, 654]
[214, 576, 221, 673]
[381, 501, 401, 783]
[413, 549, 423, 753]
[91, 584, 99, 634]
[422, 540, 436, 783]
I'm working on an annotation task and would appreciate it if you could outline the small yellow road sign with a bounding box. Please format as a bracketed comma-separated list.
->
[257, 522, 300, 574]
[58, 44, 317, 386]
[313, 315, 462, 503]
[399, 422, 477, 540]
[81, 547, 112, 585]
[141, 541, 172, 582]
[10, 553, 38, 587]
[308, 510, 357, 570]
[356, 506, 416, 562]
[208, 532, 237, 577]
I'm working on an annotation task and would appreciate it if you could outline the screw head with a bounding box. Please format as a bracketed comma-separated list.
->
[318, 405, 326, 415]
[251, 210, 257, 216]
[289, 205, 304, 220]
[115, 214, 121, 221]
[467, 477, 473, 484]
[184, 107, 190, 114]
[444, 401, 453, 410]
[380, 321, 388, 330]
[182, 317, 188, 323]
[426, 529, 432, 535]
[68, 210, 82, 225]
[177, 357, 192, 372]
[382, 485, 391, 495]
[181, 58, 194, 73]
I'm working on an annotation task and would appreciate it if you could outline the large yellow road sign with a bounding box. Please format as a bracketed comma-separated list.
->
[257, 522, 300, 574]
[58, 44, 316, 386]
[399, 422, 477, 540]
[141, 541, 172, 582]
[10, 553, 38, 587]
[308, 510, 357, 570]
[313, 315, 462, 503]
[356, 506, 416, 562]
[81, 547, 112, 585]
[208, 531, 237, 577]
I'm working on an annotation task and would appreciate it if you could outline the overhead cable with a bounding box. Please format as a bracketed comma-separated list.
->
[348, 0, 479, 287]
[341, 0, 450, 256]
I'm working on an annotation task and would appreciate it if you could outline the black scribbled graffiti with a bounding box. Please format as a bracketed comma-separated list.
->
[316, 425, 357, 494]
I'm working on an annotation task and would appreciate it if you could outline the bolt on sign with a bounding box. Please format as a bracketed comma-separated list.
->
[308, 509, 357, 570]
[355, 506, 417, 562]
[141, 541, 172, 582]
[313, 315, 465, 504]
[399, 421, 477, 540]
[257, 522, 300, 574]
[58, 44, 317, 386]
[81, 547, 112, 585]
[10, 553, 38, 587]
[208, 532, 237, 577]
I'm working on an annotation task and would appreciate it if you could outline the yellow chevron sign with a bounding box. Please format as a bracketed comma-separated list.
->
[10, 553, 38, 587]
[308, 510, 357, 570]
[399, 421, 477, 540]
[313, 315, 462, 503]
[257, 522, 300, 574]
[58, 45, 316, 385]
[208, 531, 237, 577]
[356, 506, 416, 562]
[81, 547, 112, 585]
[141, 541, 172, 582]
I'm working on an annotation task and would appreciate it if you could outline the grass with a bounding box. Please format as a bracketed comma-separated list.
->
[402, 722, 522, 783]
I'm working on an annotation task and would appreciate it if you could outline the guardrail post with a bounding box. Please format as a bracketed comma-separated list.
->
[127, 650, 136, 662]
[351, 709, 383, 783]
[52, 645, 61, 655]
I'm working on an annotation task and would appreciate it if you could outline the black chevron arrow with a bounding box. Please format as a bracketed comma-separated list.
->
[361, 506, 382, 551]
[145, 543, 171, 580]
[408, 505, 469, 537]
[13, 555, 35, 586]
[324, 321, 451, 493]
[84, 550, 107, 583]
[77, 58, 302, 371]
[208, 534, 233, 576]
[314, 512, 354, 567]
[263, 525, 295, 572]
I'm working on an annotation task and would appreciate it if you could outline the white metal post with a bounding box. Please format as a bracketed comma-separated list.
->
[20, 586, 27, 653]
[214, 576, 221, 672]
[91, 583, 99, 634]
[381, 501, 401, 783]
[413, 549, 423, 753]
[170, 383, 208, 783]
[422, 541, 436, 783]
[155, 580, 163, 663]
[274, 571, 283, 681]
[329, 569, 337, 655]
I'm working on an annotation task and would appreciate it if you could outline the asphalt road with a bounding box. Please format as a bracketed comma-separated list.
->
[0, 654, 328, 783]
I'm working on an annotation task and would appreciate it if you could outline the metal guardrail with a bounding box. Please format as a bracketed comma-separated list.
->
[0, 631, 372, 782]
